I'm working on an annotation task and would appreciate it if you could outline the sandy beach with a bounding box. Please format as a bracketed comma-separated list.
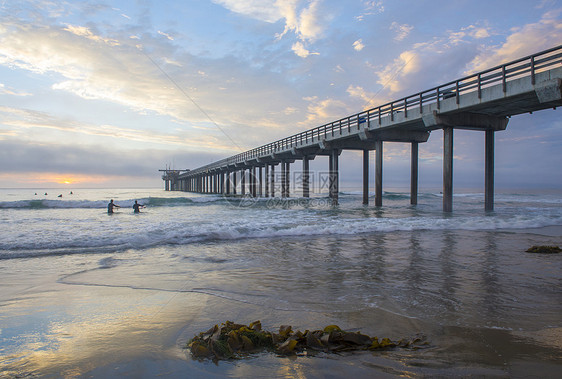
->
[1, 225, 561, 378]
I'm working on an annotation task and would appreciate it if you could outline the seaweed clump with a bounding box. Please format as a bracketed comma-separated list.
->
[187, 320, 428, 361]
[526, 245, 561, 254]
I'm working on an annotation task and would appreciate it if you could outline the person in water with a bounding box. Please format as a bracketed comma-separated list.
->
[107, 199, 120, 214]
[133, 200, 145, 213]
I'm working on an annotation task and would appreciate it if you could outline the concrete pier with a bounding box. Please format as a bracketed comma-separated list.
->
[329, 149, 339, 204]
[375, 140, 383, 207]
[411, 142, 418, 205]
[163, 46, 562, 211]
[264, 165, 269, 197]
[270, 165, 275, 197]
[443, 127, 453, 213]
[303, 157, 310, 198]
[363, 150, 369, 205]
[485, 130, 495, 211]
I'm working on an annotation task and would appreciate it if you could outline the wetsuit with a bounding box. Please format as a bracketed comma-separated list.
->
[108, 202, 117, 214]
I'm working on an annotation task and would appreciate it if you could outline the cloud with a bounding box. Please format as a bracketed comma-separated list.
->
[275, 0, 328, 46]
[353, 39, 365, 51]
[390, 22, 413, 41]
[466, 10, 562, 73]
[214, 0, 328, 56]
[296, 0, 324, 42]
[0, 106, 235, 152]
[301, 96, 353, 125]
[0, 139, 223, 181]
[346, 85, 388, 110]
[371, 21, 507, 96]
[0, 83, 31, 96]
[291, 41, 318, 58]
[375, 50, 421, 93]
[157, 30, 174, 40]
[0, 17, 310, 144]
[356, 1, 384, 21]
[448, 24, 491, 45]
[64, 24, 120, 46]
[211, 0, 283, 23]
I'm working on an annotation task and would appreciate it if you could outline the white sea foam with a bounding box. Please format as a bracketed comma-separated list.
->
[1, 188, 560, 259]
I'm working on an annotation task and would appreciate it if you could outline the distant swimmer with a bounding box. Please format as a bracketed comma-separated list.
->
[133, 200, 145, 213]
[107, 199, 120, 214]
[58, 194, 62, 198]
[44, 192, 48, 195]
[70, 191, 73, 195]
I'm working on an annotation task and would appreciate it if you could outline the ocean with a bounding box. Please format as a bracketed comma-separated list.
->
[0, 187, 561, 377]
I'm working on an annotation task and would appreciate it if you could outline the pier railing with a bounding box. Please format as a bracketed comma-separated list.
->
[187, 45, 562, 176]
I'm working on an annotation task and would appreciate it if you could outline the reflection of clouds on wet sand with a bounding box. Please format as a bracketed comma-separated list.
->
[1, 227, 561, 377]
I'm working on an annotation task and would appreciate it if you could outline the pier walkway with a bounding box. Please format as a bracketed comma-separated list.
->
[162, 46, 562, 211]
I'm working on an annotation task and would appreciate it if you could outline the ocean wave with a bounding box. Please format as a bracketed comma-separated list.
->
[2, 210, 560, 259]
[0, 196, 227, 209]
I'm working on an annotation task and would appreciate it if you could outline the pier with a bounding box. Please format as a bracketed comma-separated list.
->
[162, 46, 562, 211]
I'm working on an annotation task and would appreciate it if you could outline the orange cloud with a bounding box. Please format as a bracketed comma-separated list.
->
[0, 172, 112, 186]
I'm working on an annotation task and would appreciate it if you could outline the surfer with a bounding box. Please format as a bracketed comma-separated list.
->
[133, 200, 145, 213]
[107, 199, 120, 214]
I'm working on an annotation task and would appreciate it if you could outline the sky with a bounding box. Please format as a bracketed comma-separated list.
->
[0, 0, 561, 190]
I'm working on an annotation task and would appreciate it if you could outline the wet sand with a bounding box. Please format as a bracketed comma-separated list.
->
[1, 227, 561, 378]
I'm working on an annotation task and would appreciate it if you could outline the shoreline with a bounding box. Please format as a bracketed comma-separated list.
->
[1, 227, 561, 377]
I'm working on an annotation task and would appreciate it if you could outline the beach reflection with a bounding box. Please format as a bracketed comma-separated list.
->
[1, 228, 561, 377]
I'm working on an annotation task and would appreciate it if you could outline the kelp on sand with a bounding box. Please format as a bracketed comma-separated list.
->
[187, 320, 428, 361]
[526, 245, 561, 254]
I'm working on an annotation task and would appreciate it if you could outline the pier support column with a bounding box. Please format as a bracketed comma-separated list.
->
[363, 150, 369, 205]
[485, 129, 495, 211]
[281, 162, 286, 198]
[375, 140, 383, 207]
[285, 162, 291, 197]
[259, 166, 263, 197]
[303, 157, 310, 198]
[251, 167, 257, 197]
[265, 165, 269, 197]
[241, 170, 246, 196]
[232, 172, 237, 195]
[281, 162, 290, 198]
[225, 172, 230, 195]
[443, 127, 454, 212]
[329, 149, 339, 205]
[270, 165, 275, 197]
[411, 142, 419, 205]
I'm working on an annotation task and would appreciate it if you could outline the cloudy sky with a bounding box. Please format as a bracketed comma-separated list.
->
[0, 0, 561, 189]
